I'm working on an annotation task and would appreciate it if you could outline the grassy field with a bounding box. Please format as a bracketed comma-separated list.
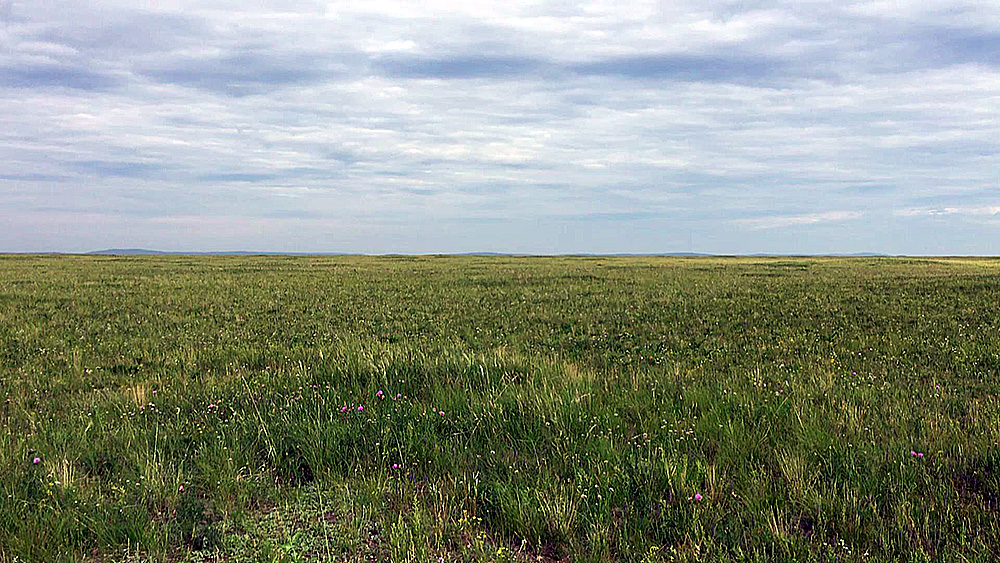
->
[1, 255, 998, 562]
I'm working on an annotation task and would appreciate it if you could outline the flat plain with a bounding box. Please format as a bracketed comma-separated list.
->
[1, 255, 998, 562]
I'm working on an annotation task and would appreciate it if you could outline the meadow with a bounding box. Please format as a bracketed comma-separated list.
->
[0, 254, 998, 562]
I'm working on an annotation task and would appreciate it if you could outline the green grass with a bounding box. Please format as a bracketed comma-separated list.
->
[1, 255, 999, 562]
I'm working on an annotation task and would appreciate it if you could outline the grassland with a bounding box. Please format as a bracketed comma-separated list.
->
[0, 255, 998, 562]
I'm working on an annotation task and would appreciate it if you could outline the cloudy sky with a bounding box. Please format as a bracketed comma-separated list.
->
[1, 0, 998, 254]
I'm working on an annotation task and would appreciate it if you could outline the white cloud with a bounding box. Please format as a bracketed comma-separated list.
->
[896, 205, 1000, 217]
[734, 211, 864, 230]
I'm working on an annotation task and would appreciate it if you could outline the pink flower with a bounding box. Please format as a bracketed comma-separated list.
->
[340, 405, 348, 412]
[376, 390, 384, 398]
[910, 450, 917, 456]
[439, 410, 445, 416]
[179, 485, 184, 491]
[694, 493, 703, 501]
[32, 457, 40, 464]
[358, 405, 363, 412]
[917, 452, 924, 458]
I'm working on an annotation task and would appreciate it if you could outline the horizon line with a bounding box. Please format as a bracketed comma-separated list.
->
[6, 249, 998, 258]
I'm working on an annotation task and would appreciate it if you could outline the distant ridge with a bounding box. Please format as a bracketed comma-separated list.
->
[86, 249, 890, 257]
[744, 252, 889, 257]
[89, 248, 170, 255]
[87, 250, 718, 256]
[88, 249, 350, 255]
[91, 249, 265, 255]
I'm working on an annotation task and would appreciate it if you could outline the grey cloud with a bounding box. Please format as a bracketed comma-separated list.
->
[571, 53, 787, 84]
[908, 190, 1000, 207]
[0, 173, 69, 182]
[560, 211, 666, 222]
[138, 50, 351, 95]
[34, 11, 207, 55]
[846, 184, 896, 194]
[17, 9, 349, 96]
[2, 9, 204, 93]
[0, 64, 122, 90]
[197, 168, 340, 183]
[372, 169, 418, 179]
[73, 160, 167, 179]
[918, 27, 1000, 67]
[377, 53, 791, 85]
[376, 55, 548, 79]
[27, 204, 162, 217]
[322, 149, 360, 164]
[818, 19, 1000, 76]
[261, 209, 327, 220]
[197, 172, 280, 183]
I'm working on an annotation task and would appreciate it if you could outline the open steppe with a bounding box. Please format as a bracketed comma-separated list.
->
[1, 255, 998, 561]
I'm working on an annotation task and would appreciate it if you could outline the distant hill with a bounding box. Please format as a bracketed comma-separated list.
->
[744, 252, 889, 257]
[86, 250, 890, 257]
[89, 249, 170, 255]
[88, 249, 349, 256]
[87, 250, 719, 256]
[601, 252, 713, 257]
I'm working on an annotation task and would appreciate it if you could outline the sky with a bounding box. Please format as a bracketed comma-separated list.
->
[1, 0, 998, 254]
